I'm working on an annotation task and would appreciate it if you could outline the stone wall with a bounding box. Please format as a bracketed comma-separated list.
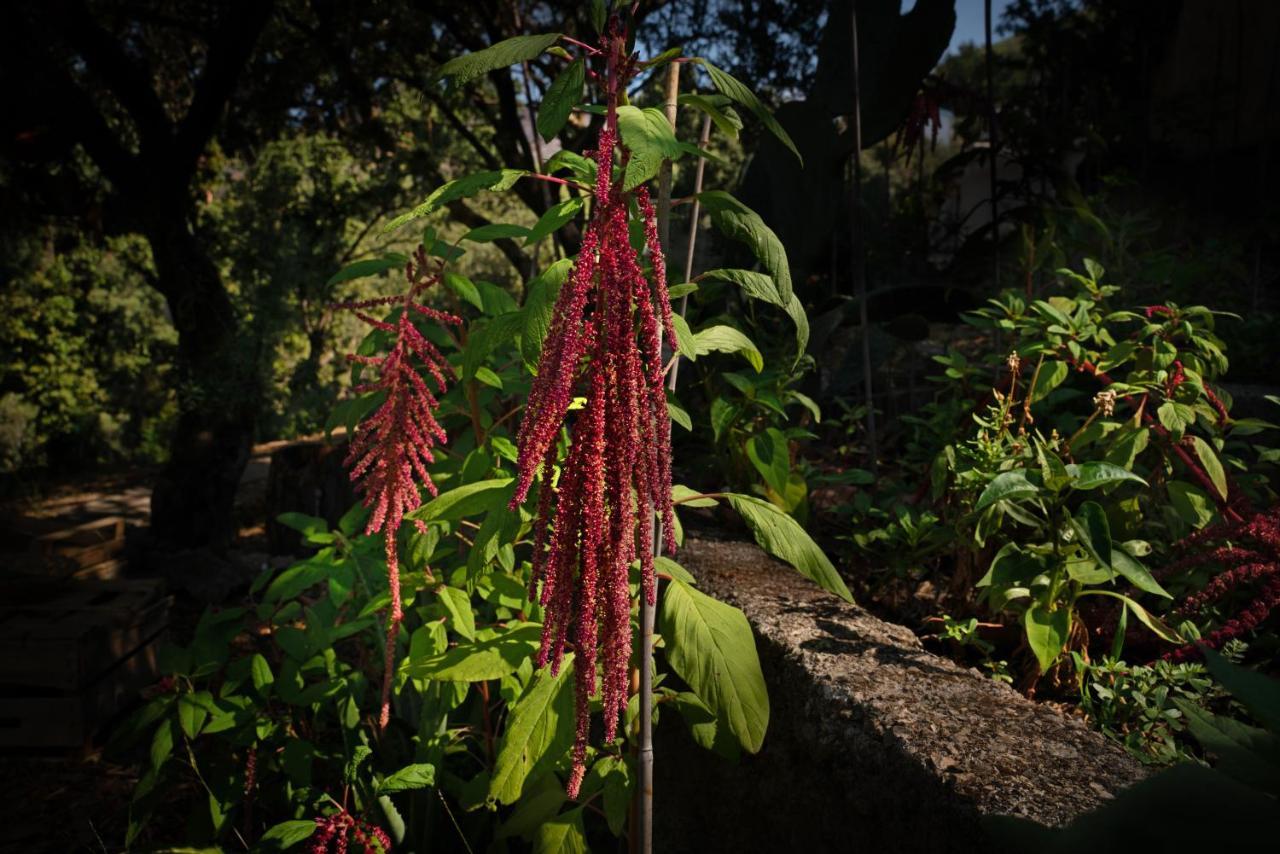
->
[654, 536, 1148, 853]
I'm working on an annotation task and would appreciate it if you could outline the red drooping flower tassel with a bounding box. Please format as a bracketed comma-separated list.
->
[1161, 505, 1280, 662]
[510, 113, 676, 795]
[310, 807, 392, 854]
[337, 246, 461, 728]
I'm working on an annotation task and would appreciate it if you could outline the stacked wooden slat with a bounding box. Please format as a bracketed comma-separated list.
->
[32, 516, 127, 581]
[0, 577, 171, 749]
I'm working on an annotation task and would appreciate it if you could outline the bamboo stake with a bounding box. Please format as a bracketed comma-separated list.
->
[984, 0, 999, 287]
[850, 0, 878, 470]
[635, 58, 682, 854]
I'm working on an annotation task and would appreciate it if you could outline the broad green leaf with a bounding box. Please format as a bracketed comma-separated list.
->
[678, 92, 743, 138]
[326, 254, 407, 286]
[1111, 549, 1172, 599]
[654, 555, 698, 584]
[522, 259, 573, 368]
[385, 169, 529, 232]
[1176, 701, 1280, 792]
[405, 624, 542, 681]
[974, 470, 1039, 511]
[260, 819, 317, 850]
[616, 105, 683, 190]
[697, 59, 801, 165]
[250, 653, 274, 695]
[1080, 590, 1180, 642]
[1067, 462, 1147, 491]
[534, 806, 588, 854]
[437, 586, 477, 640]
[1028, 360, 1069, 403]
[670, 313, 696, 359]
[661, 579, 769, 752]
[1190, 435, 1228, 499]
[696, 191, 794, 304]
[443, 271, 483, 311]
[276, 512, 330, 542]
[596, 755, 631, 836]
[689, 324, 763, 371]
[1024, 604, 1071, 673]
[489, 656, 575, 805]
[407, 478, 514, 522]
[435, 33, 563, 88]
[377, 763, 437, 794]
[537, 60, 585, 141]
[746, 428, 791, 496]
[462, 223, 531, 243]
[723, 493, 853, 602]
[525, 198, 585, 245]
[1071, 500, 1112, 568]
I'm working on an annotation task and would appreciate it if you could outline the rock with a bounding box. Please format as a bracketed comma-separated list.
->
[654, 536, 1148, 853]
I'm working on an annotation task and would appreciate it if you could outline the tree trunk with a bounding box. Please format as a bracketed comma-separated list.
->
[144, 210, 257, 550]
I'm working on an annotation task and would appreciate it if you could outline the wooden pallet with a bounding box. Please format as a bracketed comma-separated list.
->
[0, 578, 171, 748]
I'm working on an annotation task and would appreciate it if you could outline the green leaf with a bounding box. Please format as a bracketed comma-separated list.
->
[178, 693, 210, 738]
[1028, 360, 1069, 403]
[1072, 500, 1112, 569]
[435, 33, 563, 88]
[689, 324, 763, 371]
[462, 312, 523, 380]
[250, 653, 274, 695]
[697, 59, 802, 165]
[534, 807, 588, 854]
[408, 478, 514, 523]
[1176, 699, 1280, 793]
[275, 512, 331, 543]
[489, 656, 576, 805]
[1024, 604, 1071, 673]
[443, 271, 483, 311]
[667, 397, 692, 431]
[1066, 462, 1147, 491]
[437, 586, 477, 641]
[1202, 648, 1280, 734]
[661, 579, 769, 752]
[377, 763, 437, 795]
[696, 191, 794, 304]
[260, 819, 317, 850]
[723, 493, 852, 602]
[655, 555, 698, 584]
[525, 198, 585, 246]
[746, 428, 791, 496]
[1190, 435, 1228, 499]
[616, 105, 683, 190]
[1110, 549, 1171, 598]
[1168, 480, 1216, 528]
[496, 773, 567, 840]
[385, 170, 529, 232]
[522, 259, 573, 367]
[678, 93, 743, 139]
[672, 484, 719, 507]
[974, 470, 1039, 511]
[1080, 590, 1180, 643]
[326, 254, 407, 286]
[462, 223, 531, 243]
[405, 624, 542, 681]
[537, 60, 585, 141]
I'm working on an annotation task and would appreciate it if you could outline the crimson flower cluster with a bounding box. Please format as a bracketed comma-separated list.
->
[1162, 506, 1280, 662]
[309, 808, 392, 854]
[337, 246, 461, 728]
[510, 120, 677, 796]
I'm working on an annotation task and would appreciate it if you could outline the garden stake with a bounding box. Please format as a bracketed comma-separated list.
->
[849, 0, 878, 470]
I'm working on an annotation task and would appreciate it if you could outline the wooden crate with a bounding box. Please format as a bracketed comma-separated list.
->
[0, 578, 171, 748]
[31, 516, 127, 580]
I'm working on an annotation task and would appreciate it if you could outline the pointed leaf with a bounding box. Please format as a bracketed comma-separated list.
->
[435, 33, 563, 88]
[698, 59, 802, 164]
[660, 579, 769, 752]
[723, 493, 853, 602]
[537, 59, 585, 141]
[489, 656, 576, 805]
[696, 191, 793, 303]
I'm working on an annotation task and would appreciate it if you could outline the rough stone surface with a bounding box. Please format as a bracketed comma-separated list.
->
[654, 536, 1148, 853]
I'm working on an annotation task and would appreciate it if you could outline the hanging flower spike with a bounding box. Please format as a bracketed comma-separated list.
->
[509, 22, 676, 798]
[336, 245, 461, 730]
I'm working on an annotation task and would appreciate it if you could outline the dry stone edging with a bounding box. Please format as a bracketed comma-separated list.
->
[654, 536, 1148, 853]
